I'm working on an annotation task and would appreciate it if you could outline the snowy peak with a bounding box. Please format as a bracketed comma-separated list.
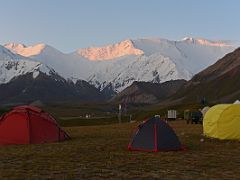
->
[0, 60, 54, 84]
[0, 45, 24, 61]
[4, 43, 50, 57]
[76, 39, 144, 61]
[4, 43, 27, 49]
[181, 37, 232, 47]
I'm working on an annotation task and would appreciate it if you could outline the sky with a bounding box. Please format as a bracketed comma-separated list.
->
[0, 0, 239, 52]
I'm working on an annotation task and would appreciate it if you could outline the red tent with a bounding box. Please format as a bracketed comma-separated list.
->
[0, 105, 69, 145]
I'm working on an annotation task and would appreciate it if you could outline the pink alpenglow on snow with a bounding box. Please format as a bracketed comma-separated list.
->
[76, 39, 144, 61]
[4, 43, 47, 57]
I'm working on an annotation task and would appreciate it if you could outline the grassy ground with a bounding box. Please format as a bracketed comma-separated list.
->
[58, 115, 132, 127]
[0, 120, 240, 179]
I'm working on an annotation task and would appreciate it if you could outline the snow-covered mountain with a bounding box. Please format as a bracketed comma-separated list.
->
[0, 60, 56, 84]
[0, 61, 104, 104]
[0, 45, 105, 103]
[84, 38, 235, 92]
[4, 42, 95, 81]
[0, 45, 24, 61]
[0, 45, 58, 84]
[4, 37, 235, 92]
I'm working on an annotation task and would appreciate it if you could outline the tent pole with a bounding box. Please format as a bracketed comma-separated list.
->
[154, 124, 157, 152]
[118, 104, 122, 124]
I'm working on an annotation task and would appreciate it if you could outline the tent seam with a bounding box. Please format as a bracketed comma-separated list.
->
[26, 111, 31, 144]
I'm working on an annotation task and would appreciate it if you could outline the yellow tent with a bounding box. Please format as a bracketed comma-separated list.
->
[203, 104, 240, 140]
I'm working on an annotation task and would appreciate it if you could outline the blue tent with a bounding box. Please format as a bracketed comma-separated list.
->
[128, 117, 185, 152]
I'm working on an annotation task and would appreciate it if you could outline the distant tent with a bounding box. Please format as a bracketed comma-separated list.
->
[233, 100, 240, 104]
[128, 117, 185, 152]
[0, 106, 69, 145]
[203, 104, 240, 140]
[201, 106, 210, 117]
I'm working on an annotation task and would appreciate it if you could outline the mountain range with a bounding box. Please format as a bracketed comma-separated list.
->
[111, 47, 240, 105]
[0, 37, 236, 104]
[3, 37, 234, 91]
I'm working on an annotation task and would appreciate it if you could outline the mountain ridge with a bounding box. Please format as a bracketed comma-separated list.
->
[112, 80, 186, 104]
[169, 47, 240, 104]
[3, 37, 236, 93]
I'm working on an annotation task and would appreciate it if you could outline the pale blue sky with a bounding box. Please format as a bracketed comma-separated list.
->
[0, 0, 239, 52]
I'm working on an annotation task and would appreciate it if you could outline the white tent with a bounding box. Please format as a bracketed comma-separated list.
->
[233, 100, 240, 104]
[201, 106, 210, 117]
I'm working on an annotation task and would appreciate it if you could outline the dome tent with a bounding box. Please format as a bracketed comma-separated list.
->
[0, 105, 69, 145]
[233, 100, 240, 104]
[203, 104, 240, 140]
[128, 117, 184, 152]
[201, 106, 210, 117]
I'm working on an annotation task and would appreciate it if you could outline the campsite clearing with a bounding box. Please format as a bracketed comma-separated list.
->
[0, 120, 240, 179]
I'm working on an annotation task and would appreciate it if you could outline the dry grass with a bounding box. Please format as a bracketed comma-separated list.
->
[0, 121, 240, 179]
